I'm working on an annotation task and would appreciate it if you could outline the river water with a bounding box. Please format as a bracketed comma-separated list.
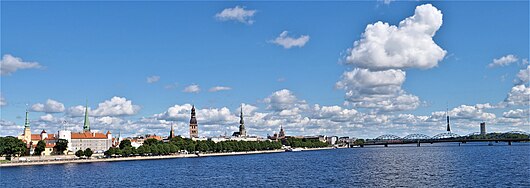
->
[1, 142, 529, 187]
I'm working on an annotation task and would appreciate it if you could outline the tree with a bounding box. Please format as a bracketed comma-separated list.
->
[119, 139, 132, 150]
[34, 140, 46, 156]
[0, 136, 27, 160]
[75, 150, 84, 158]
[84, 148, 93, 158]
[104, 147, 115, 157]
[54, 139, 68, 155]
[144, 138, 160, 146]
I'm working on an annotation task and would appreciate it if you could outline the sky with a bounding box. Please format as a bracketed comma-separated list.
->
[1, 1, 529, 138]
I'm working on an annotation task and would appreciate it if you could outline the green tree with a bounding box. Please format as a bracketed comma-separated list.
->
[144, 138, 160, 146]
[34, 140, 46, 156]
[136, 145, 145, 156]
[54, 139, 69, 155]
[75, 149, 84, 158]
[84, 148, 93, 158]
[119, 139, 132, 150]
[104, 147, 115, 157]
[0, 136, 27, 160]
[122, 147, 132, 157]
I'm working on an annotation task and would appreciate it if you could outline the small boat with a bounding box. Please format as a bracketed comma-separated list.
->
[285, 148, 302, 152]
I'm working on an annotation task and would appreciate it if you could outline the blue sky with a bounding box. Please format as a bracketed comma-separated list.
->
[1, 1, 528, 138]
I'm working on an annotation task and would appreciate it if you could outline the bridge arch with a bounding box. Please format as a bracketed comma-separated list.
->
[375, 134, 401, 140]
[432, 132, 460, 139]
[403, 134, 431, 140]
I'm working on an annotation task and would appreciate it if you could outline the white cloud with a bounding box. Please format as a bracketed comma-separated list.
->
[91, 96, 140, 116]
[96, 116, 124, 125]
[215, 6, 256, 25]
[146, 75, 160, 83]
[1, 54, 42, 76]
[270, 31, 310, 49]
[516, 65, 529, 84]
[209, 86, 232, 92]
[488, 54, 518, 68]
[183, 84, 200, 93]
[40, 114, 54, 122]
[503, 109, 529, 119]
[31, 99, 65, 113]
[67, 105, 88, 117]
[0, 94, 6, 106]
[263, 89, 307, 111]
[338, 4, 445, 112]
[504, 84, 530, 106]
[345, 4, 446, 70]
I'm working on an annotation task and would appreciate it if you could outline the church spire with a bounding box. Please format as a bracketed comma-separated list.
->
[239, 104, 246, 137]
[83, 101, 90, 132]
[169, 124, 174, 139]
[239, 105, 244, 124]
[24, 110, 30, 128]
[446, 108, 451, 132]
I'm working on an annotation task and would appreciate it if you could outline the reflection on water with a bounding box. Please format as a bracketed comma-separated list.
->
[2, 143, 529, 187]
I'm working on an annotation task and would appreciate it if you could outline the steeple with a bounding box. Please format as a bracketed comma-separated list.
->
[24, 110, 30, 128]
[239, 105, 246, 137]
[169, 124, 174, 139]
[189, 105, 198, 138]
[83, 101, 90, 132]
[446, 108, 451, 132]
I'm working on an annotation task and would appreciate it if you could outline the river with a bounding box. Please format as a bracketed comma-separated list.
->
[1, 142, 529, 187]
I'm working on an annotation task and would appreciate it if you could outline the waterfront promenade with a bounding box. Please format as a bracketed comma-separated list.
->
[0, 147, 335, 167]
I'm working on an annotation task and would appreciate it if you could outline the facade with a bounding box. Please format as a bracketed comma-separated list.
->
[268, 126, 286, 141]
[189, 105, 198, 138]
[68, 104, 113, 153]
[480, 122, 486, 135]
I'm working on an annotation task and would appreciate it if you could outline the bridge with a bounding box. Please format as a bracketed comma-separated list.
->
[357, 131, 530, 147]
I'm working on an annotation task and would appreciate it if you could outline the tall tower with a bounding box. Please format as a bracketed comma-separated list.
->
[83, 102, 90, 132]
[279, 125, 285, 138]
[446, 108, 451, 132]
[239, 105, 246, 137]
[23, 110, 31, 143]
[189, 105, 198, 138]
[169, 124, 175, 139]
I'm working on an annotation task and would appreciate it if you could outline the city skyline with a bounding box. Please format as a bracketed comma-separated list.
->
[1, 1, 529, 138]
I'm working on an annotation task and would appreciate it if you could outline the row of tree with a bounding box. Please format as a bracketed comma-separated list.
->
[104, 137, 286, 157]
[282, 137, 330, 148]
[75, 148, 93, 158]
[0, 136, 26, 160]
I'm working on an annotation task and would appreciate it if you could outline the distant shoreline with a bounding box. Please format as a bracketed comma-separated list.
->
[0, 147, 335, 167]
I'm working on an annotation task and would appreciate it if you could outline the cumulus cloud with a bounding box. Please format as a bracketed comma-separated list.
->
[338, 4, 445, 112]
[215, 6, 256, 25]
[0, 94, 6, 106]
[488, 54, 518, 68]
[1, 54, 42, 76]
[31, 99, 65, 113]
[345, 4, 446, 70]
[40, 114, 54, 122]
[146, 75, 160, 83]
[516, 65, 529, 84]
[209, 86, 232, 92]
[504, 84, 530, 106]
[270, 31, 310, 49]
[183, 84, 200, 93]
[92, 97, 140, 116]
[263, 89, 307, 111]
[503, 109, 529, 119]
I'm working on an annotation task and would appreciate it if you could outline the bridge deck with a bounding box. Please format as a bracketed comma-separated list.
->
[361, 138, 530, 146]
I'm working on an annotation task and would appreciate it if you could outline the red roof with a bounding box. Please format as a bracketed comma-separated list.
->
[45, 134, 57, 140]
[45, 143, 55, 148]
[31, 134, 41, 140]
[71, 132, 108, 139]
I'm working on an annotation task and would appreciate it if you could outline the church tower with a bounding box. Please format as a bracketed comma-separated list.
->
[169, 124, 175, 139]
[279, 125, 285, 138]
[83, 102, 90, 132]
[23, 110, 31, 143]
[189, 105, 198, 138]
[239, 105, 246, 137]
[446, 108, 451, 132]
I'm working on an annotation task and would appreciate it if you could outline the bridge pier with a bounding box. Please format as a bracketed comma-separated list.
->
[508, 141, 512, 146]
[417, 140, 420, 147]
[384, 144, 388, 147]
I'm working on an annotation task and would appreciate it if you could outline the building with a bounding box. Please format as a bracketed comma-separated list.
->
[189, 105, 198, 138]
[326, 136, 338, 145]
[268, 125, 286, 141]
[480, 122, 486, 135]
[169, 124, 175, 139]
[232, 105, 247, 137]
[67, 104, 113, 153]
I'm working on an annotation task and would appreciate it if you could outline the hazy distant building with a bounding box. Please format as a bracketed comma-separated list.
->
[480, 122, 486, 135]
[268, 125, 286, 141]
[189, 105, 198, 138]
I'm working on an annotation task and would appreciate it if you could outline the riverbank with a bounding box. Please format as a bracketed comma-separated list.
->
[0, 147, 336, 167]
